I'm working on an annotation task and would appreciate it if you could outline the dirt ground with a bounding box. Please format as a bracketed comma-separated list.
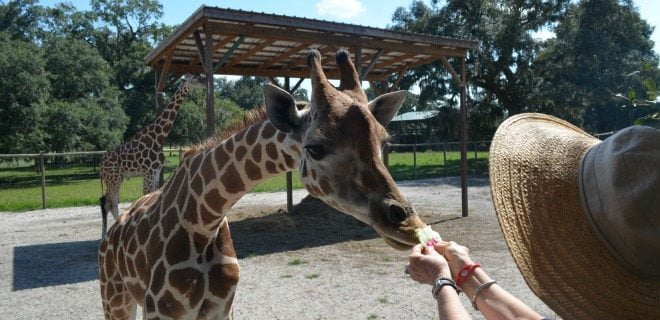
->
[0, 176, 559, 319]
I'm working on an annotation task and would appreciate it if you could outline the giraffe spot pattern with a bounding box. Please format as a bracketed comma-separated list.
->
[150, 261, 166, 294]
[281, 150, 295, 168]
[265, 161, 278, 174]
[158, 290, 185, 318]
[183, 196, 199, 225]
[235, 146, 247, 162]
[208, 263, 239, 298]
[165, 227, 191, 266]
[220, 164, 245, 194]
[277, 132, 287, 142]
[244, 159, 262, 181]
[261, 122, 276, 139]
[203, 188, 227, 212]
[319, 176, 334, 196]
[251, 144, 262, 162]
[245, 123, 260, 145]
[169, 267, 205, 308]
[265, 142, 278, 160]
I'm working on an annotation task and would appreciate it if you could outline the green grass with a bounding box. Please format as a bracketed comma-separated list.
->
[287, 258, 309, 266]
[0, 150, 488, 212]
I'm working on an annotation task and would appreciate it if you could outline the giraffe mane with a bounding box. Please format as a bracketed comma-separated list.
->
[183, 106, 269, 158]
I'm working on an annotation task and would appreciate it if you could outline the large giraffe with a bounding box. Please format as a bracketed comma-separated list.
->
[98, 49, 428, 320]
[99, 75, 199, 239]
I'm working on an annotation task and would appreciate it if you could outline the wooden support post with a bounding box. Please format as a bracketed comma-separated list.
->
[360, 49, 383, 80]
[355, 47, 362, 80]
[285, 77, 293, 212]
[459, 56, 468, 217]
[204, 25, 215, 137]
[40, 152, 46, 209]
[291, 77, 305, 93]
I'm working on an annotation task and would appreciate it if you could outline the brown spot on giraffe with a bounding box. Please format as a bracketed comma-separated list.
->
[265, 142, 278, 160]
[251, 144, 262, 162]
[244, 159, 262, 181]
[220, 164, 245, 194]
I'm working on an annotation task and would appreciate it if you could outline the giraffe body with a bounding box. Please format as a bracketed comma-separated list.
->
[99, 50, 429, 319]
[99, 76, 199, 239]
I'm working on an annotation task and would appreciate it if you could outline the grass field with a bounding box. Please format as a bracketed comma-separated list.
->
[0, 150, 488, 211]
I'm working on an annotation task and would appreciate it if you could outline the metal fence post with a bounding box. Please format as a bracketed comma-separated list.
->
[39, 152, 46, 209]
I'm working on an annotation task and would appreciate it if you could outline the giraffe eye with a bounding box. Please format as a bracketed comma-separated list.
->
[304, 144, 326, 160]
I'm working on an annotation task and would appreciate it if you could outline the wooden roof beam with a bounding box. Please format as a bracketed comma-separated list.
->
[259, 42, 308, 70]
[227, 39, 274, 66]
[161, 61, 389, 80]
[190, 34, 236, 66]
[360, 49, 383, 80]
[207, 23, 466, 57]
[214, 35, 245, 72]
[284, 45, 335, 70]
[193, 30, 207, 70]
[438, 55, 464, 88]
[156, 50, 174, 91]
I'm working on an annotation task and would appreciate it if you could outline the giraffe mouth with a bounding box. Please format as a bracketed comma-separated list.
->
[375, 229, 417, 250]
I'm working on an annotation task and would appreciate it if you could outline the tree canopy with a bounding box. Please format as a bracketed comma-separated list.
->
[0, 0, 657, 153]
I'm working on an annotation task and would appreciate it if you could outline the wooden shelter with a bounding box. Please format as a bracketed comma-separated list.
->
[145, 5, 478, 216]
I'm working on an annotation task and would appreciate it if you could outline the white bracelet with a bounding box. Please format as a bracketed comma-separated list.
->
[471, 279, 497, 310]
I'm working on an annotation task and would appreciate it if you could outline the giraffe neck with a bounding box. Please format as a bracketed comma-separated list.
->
[159, 119, 302, 236]
[153, 89, 186, 142]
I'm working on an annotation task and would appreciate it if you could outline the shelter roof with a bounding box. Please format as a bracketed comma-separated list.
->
[391, 110, 437, 122]
[145, 6, 478, 81]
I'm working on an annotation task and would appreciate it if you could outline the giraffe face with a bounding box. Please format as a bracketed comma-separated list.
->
[265, 49, 426, 250]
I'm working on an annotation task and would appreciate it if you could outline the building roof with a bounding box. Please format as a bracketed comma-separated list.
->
[391, 110, 437, 122]
[145, 6, 478, 81]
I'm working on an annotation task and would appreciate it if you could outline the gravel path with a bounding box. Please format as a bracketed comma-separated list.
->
[0, 176, 559, 319]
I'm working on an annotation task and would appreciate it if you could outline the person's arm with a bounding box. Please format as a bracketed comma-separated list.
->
[437, 242, 543, 320]
[459, 268, 541, 320]
[408, 244, 471, 320]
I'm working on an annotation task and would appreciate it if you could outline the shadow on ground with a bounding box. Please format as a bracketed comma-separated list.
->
[13, 239, 99, 291]
[229, 196, 382, 259]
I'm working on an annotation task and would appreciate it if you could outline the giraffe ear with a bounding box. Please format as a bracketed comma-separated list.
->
[367, 90, 407, 126]
[264, 84, 303, 133]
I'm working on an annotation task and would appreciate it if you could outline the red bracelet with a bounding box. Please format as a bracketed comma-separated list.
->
[455, 262, 481, 287]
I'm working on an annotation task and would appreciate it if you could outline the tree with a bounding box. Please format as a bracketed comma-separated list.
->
[0, 32, 49, 153]
[534, 0, 658, 132]
[167, 87, 245, 146]
[0, 0, 44, 41]
[43, 37, 114, 101]
[390, 0, 569, 139]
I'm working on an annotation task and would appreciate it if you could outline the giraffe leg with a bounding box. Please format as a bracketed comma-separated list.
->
[102, 176, 122, 239]
[99, 243, 138, 320]
[142, 171, 155, 195]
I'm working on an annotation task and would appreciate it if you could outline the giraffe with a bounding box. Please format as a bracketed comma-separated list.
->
[99, 75, 199, 239]
[98, 49, 428, 320]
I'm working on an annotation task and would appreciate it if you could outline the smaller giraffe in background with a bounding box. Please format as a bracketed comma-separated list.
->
[99, 75, 200, 239]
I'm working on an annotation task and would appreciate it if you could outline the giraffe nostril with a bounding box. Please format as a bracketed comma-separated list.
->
[388, 204, 408, 224]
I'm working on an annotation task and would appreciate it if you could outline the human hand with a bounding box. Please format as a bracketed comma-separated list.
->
[407, 244, 451, 285]
[434, 241, 474, 279]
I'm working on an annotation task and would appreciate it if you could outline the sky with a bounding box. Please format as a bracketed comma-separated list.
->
[37, 0, 660, 94]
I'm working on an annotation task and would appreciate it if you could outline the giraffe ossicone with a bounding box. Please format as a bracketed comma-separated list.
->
[98, 49, 429, 320]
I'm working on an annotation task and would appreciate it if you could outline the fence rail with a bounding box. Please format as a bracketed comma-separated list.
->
[0, 142, 490, 211]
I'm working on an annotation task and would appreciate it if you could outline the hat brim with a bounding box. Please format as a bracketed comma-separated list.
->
[489, 113, 660, 319]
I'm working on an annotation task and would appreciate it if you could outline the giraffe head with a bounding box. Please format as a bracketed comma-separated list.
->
[265, 49, 426, 250]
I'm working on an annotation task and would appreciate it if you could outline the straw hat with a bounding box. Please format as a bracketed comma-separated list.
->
[489, 113, 660, 320]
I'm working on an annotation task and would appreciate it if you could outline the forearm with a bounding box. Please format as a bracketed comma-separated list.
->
[435, 286, 471, 320]
[461, 269, 542, 320]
